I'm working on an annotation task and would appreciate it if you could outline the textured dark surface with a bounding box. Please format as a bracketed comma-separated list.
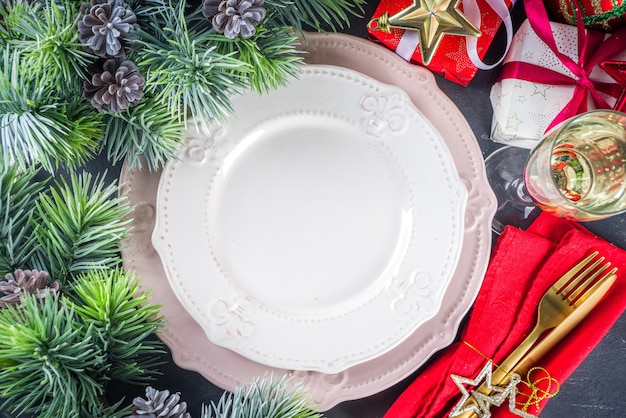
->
[4, 1, 626, 417]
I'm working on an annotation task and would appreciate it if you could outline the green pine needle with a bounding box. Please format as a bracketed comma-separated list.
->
[0, 0, 38, 41]
[0, 47, 101, 172]
[135, 1, 249, 128]
[33, 171, 132, 282]
[1, 0, 367, 172]
[203, 374, 323, 418]
[266, 0, 366, 32]
[69, 268, 164, 384]
[0, 165, 47, 274]
[0, 293, 107, 418]
[7, 0, 95, 93]
[102, 95, 186, 171]
[212, 25, 303, 94]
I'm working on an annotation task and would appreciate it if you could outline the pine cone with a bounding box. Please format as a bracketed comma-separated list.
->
[84, 58, 145, 112]
[202, 0, 266, 39]
[130, 387, 191, 418]
[0, 269, 61, 308]
[78, 0, 138, 57]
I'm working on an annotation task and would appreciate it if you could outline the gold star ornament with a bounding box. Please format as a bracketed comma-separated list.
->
[448, 360, 536, 418]
[368, 0, 481, 65]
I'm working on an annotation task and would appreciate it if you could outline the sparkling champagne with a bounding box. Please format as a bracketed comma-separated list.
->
[524, 111, 626, 220]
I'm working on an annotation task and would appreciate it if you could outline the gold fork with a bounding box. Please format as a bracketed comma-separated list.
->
[452, 251, 618, 417]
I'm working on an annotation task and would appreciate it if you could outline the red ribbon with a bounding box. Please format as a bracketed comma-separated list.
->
[498, 0, 626, 132]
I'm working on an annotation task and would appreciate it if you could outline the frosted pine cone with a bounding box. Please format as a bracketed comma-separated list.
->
[129, 387, 191, 418]
[78, 0, 138, 57]
[84, 58, 144, 112]
[0, 269, 61, 308]
[202, 0, 266, 39]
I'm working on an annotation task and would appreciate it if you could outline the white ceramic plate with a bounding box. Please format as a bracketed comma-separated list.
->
[122, 31, 497, 410]
[152, 65, 467, 373]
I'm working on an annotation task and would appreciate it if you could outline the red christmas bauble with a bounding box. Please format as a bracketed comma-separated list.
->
[545, 0, 626, 31]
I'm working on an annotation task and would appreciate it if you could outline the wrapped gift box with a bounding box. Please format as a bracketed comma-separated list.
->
[368, 0, 514, 86]
[490, 19, 626, 148]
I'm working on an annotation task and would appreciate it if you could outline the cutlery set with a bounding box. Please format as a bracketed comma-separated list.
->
[452, 251, 618, 417]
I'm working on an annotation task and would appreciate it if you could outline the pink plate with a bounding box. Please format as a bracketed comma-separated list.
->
[120, 32, 496, 411]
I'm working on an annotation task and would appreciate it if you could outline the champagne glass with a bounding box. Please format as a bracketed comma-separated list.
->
[524, 110, 626, 220]
[485, 146, 541, 234]
[486, 110, 626, 234]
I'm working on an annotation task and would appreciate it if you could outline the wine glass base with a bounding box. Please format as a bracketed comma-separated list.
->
[485, 146, 542, 234]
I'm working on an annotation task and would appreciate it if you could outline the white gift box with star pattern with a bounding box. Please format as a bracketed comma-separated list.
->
[489, 19, 625, 149]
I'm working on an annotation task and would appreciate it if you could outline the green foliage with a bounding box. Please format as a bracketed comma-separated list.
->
[203, 374, 323, 418]
[0, 1, 368, 415]
[0, 1, 100, 173]
[7, 0, 95, 92]
[0, 293, 107, 418]
[135, 2, 248, 128]
[0, 48, 101, 173]
[0, 0, 366, 170]
[33, 171, 132, 282]
[0, 165, 135, 278]
[0, 274, 159, 417]
[266, 0, 366, 32]
[102, 96, 186, 171]
[0, 0, 39, 41]
[69, 268, 164, 384]
[0, 166, 46, 275]
[211, 25, 303, 94]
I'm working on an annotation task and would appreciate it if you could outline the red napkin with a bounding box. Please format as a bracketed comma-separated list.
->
[385, 212, 626, 417]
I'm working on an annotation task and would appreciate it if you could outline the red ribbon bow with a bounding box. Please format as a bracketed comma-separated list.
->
[498, 0, 626, 132]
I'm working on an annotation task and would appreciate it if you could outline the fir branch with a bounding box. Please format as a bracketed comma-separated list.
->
[66, 95, 106, 152]
[203, 374, 323, 418]
[6, 0, 95, 93]
[265, 0, 366, 32]
[0, 48, 101, 172]
[129, 0, 169, 31]
[0, 293, 107, 418]
[102, 95, 185, 171]
[134, 1, 248, 128]
[0, 165, 47, 275]
[69, 268, 164, 384]
[211, 25, 303, 94]
[94, 398, 134, 418]
[129, 0, 168, 19]
[0, 0, 37, 41]
[33, 171, 132, 282]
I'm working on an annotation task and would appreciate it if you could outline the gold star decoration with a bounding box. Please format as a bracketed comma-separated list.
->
[531, 83, 552, 99]
[495, 91, 508, 109]
[448, 360, 536, 418]
[368, 0, 480, 65]
[505, 112, 523, 132]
